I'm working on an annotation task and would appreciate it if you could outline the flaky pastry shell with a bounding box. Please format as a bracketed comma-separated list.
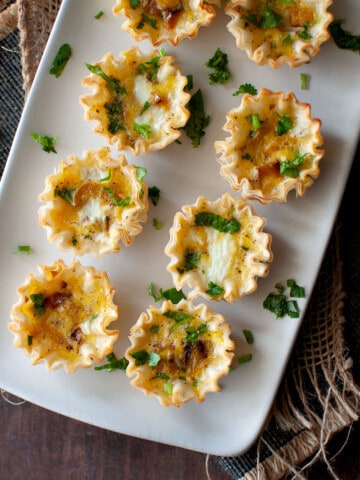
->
[165, 193, 272, 302]
[125, 299, 235, 407]
[215, 89, 323, 204]
[80, 48, 190, 155]
[38, 147, 149, 257]
[113, 0, 216, 46]
[8, 260, 119, 373]
[225, 0, 333, 68]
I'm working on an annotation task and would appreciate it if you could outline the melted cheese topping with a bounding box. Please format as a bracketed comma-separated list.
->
[165, 194, 272, 302]
[215, 89, 323, 203]
[80, 48, 190, 154]
[113, 0, 216, 47]
[38, 147, 148, 257]
[225, 0, 333, 67]
[9, 260, 119, 373]
[126, 300, 234, 407]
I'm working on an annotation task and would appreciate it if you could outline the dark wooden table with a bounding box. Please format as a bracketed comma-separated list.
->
[1, 392, 360, 479]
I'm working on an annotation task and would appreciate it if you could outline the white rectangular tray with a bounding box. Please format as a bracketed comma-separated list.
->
[0, 0, 359, 456]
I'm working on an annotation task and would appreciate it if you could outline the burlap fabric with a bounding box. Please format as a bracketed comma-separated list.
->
[1, 2, 359, 479]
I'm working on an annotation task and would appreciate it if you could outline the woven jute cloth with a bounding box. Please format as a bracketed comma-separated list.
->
[1, 2, 360, 479]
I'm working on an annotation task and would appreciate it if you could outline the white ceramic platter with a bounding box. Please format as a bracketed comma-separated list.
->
[0, 0, 359, 457]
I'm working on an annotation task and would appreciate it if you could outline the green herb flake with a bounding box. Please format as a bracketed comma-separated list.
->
[148, 185, 160, 206]
[153, 218, 163, 230]
[155, 372, 170, 380]
[246, 113, 263, 129]
[99, 169, 112, 182]
[103, 188, 130, 207]
[134, 122, 152, 139]
[205, 48, 231, 85]
[245, 5, 283, 29]
[137, 13, 157, 30]
[195, 212, 241, 233]
[49, 43, 72, 78]
[263, 292, 288, 318]
[30, 133, 57, 153]
[184, 74, 194, 92]
[54, 187, 76, 205]
[150, 325, 160, 334]
[329, 19, 360, 53]
[242, 329, 254, 345]
[205, 282, 224, 297]
[13, 245, 31, 255]
[94, 10, 104, 19]
[280, 150, 306, 178]
[27, 335, 33, 346]
[238, 353, 252, 364]
[287, 279, 306, 298]
[286, 300, 300, 318]
[30, 293, 45, 316]
[297, 22, 312, 40]
[130, 349, 161, 367]
[140, 101, 152, 115]
[300, 72, 309, 90]
[184, 323, 208, 343]
[94, 353, 129, 372]
[183, 89, 211, 148]
[178, 251, 201, 274]
[86, 64, 127, 98]
[276, 113, 293, 136]
[233, 83, 257, 96]
[148, 283, 185, 304]
[130, 0, 141, 8]
[163, 382, 173, 395]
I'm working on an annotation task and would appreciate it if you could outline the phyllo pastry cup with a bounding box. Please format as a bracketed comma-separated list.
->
[225, 0, 333, 68]
[112, 0, 216, 47]
[38, 147, 149, 257]
[165, 193, 272, 302]
[8, 260, 119, 373]
[80, 48, 190, 155]
[125, 299, 235, 407]
[215, 89, 323, 204]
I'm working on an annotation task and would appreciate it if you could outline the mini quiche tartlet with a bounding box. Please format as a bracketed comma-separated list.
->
[125, 299, 235, 407]
[38, 147, 148, 257]
[215, 89, 323, 204]
[8, 260, 119, 373]
[165, 193, 272, 302]
[225, 0, 333, 68]
[80, 48, 190, 155]
[112, 0, 216, 47]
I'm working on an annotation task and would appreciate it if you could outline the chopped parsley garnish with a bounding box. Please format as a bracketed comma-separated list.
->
[86, 64, 127, 99]
[300, 73, 309, 90]
[136, 166, 147, 198]
[184, 323, 208, 343]
[30, 133, 57, 153]
[30, 293, 45, 316]
[54, 187, 75, 205]
[163, 382, 173, 395]
[104, 102, 125, 134]
[329, 19, 360, 53]
[94, 10, 104, 19]
[148, 185, 160, 205]
[137, 13, 157, 30]
[244, 5, 282, 29]
[177, 251, 201, 274]
[27, 335, 33, 346]
[94, 353, 129, 372]
[242, 329, 254, 345]
[153, 218, 163, 230]
[184, 74, 194, 92]
[154, 372, 170, 380]
[205, 282, 224, 297]
[103, 188, 130, 207]
[183, 89, 211, 148]
[282, 33, 293, 46]
[233, 83, 257, 96]
[280, 150, 306, 178]
[140, 101, 152, 115]
[134, 122, 152, 139]
[195, 212, 241, 233]
[246, 113, 263, 129]
[148, 283, 185, 304]
[263, 279, 305, 318]
[131, 350, 161, 367]
[298, 22, 312, 40]
[130, 0, 141, 8]
[205, 48, 231, 85]
[165, 311, 194, 332]
[136, 54, 162, 81]
[49, 43, 72, 78]
[150, 325, 160, 334]
[279, 0, 294, 4]
[13, 245, 31, 255]
[276, 113, 293, 136]
[99, 169, 112, 182]
[238, 353, 252, 364]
